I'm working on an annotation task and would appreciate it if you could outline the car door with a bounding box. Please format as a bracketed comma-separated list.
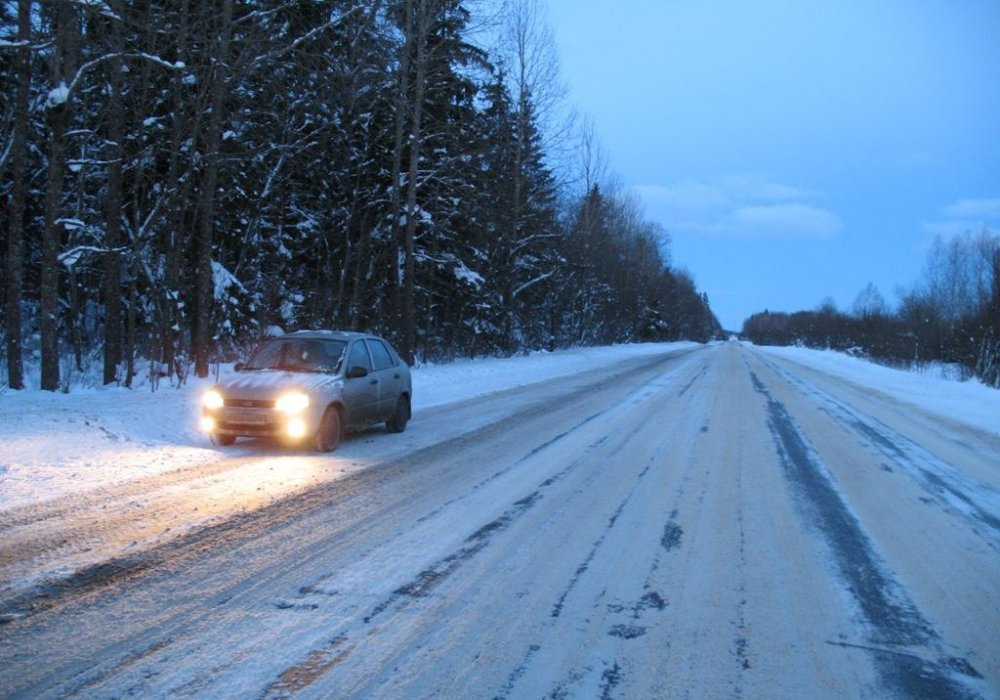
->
[342, 340, 378, 426]
[366, 338, 402, 419]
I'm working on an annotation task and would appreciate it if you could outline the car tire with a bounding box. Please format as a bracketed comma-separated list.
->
[385, 395, 410, 434]
[210, 433, 236, 446]
[315, 407, 342, 452]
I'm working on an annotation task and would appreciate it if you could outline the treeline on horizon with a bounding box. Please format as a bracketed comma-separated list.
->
[0, 0, 721, 392]
[741, 229, 1000, 388]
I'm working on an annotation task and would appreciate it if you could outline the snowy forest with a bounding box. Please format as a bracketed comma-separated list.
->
[742, 228, 1000, 388]
[0, 0, 721, 392]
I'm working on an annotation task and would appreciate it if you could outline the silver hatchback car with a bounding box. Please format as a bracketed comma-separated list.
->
[201, 331, 412, 451]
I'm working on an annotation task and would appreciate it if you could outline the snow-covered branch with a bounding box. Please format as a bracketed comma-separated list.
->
[251, 5, 366, 67]
[59, 244, 127, 268]
[512, 269, 557, 299]
[70, 0, 121, 21]
[53, 52, 185, 109]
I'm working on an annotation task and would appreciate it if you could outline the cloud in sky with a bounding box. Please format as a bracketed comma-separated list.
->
[727, 203, 841, 239]
[634, 175, 841, 241]
[922, 196, 1000, 239]
[941, 198, 1000, 220]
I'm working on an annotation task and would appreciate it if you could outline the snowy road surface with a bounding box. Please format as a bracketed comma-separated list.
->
[1, 342, 998, 698]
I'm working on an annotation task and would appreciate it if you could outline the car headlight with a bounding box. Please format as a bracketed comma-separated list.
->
[203, 389, 224, 410]
[276, 391, 310, 414]
[286, 418, 308, 439]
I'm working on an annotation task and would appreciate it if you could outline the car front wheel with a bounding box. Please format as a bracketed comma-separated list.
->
[210, 432, 236, 446]
[385, 395, 410, 434]
[314, 407, 342, 452]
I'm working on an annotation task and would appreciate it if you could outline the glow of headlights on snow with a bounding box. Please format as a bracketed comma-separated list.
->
[275, 391, 310, 413]
[187, 456, 347, 518]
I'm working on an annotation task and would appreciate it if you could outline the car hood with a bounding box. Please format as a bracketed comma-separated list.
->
[218, 370, 341, 399]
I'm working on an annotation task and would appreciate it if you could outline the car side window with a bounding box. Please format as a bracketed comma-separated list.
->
[348, 341, 372, 372]
[367, 340, 395, 371]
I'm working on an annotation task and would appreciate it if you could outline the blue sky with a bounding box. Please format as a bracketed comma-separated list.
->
[544, 0, 1000, 330]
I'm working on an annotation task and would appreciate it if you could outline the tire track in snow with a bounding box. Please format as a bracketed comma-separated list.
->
[261, 357, 707, 698]
[732, 452, 752, 689]
[549, 466, 645, 620]
[659, 510, 683, 552]
[410, 409, 606, 528]
[267, 418, 614, 623]
[749, 368, 986, 699]
[514, 364, 712, 700]
[363, 491, 545, 625]
[755, 353, 1000, 542]
[545, 394, 691, 622]
[0, 457, 266, 529]
[361, 427, 621, 629]
[494, 466, 678, 700]
[263, 428, 630, 698]
[269, 358, 706, 697]
[845, 417, 1000, 538]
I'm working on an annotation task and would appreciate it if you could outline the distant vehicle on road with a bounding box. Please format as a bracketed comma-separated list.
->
[201, 331, 412, 451]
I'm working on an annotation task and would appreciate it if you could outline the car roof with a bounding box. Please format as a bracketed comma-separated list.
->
[279, 330, 374, 341]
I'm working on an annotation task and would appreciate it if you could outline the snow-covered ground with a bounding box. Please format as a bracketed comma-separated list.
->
[0, 341, 996, 512]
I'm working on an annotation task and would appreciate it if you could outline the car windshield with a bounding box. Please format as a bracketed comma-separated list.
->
[243, 338, 347, 373]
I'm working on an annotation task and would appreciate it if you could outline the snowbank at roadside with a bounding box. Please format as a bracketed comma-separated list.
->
[413, 343, 694, 409]
[759, 344, 1000, 438]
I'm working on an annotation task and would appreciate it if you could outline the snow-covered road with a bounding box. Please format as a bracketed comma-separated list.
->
[1, 342, 997, 698]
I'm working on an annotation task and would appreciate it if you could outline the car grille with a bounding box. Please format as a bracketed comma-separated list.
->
[223, 398, 275, 409]
[217, 420, 278, 436]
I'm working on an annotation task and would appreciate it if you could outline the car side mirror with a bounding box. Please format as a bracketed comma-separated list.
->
[347, 366, 368, 379]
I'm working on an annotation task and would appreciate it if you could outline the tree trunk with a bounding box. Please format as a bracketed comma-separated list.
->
[102, 0, 125, 385]
[158, 0, 189, 377]
[125, 252, 139, 389]
[401, 0, 429, 365]
[4, 0, 32, 390]
[161, 0, 192, 379]
[193, 0, 234, 378]
[40, 2, 79, 391]
[387, 0, 414, 346]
